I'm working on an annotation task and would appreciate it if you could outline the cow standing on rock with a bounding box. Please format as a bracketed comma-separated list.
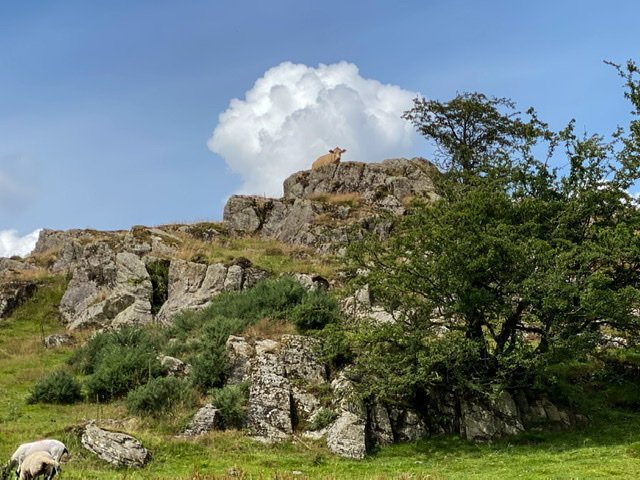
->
[312, 147, 346, 169]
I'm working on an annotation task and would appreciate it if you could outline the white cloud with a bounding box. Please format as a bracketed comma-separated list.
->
[0, 229, 41, 258]
[208, 61, 419, 197]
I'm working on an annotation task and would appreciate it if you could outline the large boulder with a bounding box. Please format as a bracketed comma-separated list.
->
[459, 392, 524, 441]
[181, 404, 220, 437]
[81, 422, 149, 467]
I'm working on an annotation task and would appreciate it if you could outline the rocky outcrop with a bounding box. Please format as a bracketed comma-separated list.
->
[60, 246, 153, 330]
[283, 158, 438, 202]
[155, 259, 269, 324]
[44, 333, 74, 348]
[0, 280, 37, 319]
[81, 422, 149, 467]
[159, 355, 191, 377]
[223, 158, 439, 252]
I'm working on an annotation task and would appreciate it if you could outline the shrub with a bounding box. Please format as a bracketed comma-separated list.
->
[126, 377, 195, 417]
[308, 408, 338, 431]
[290, 290, 341, 331]
[27, 370, 82, 405]
[146, 259, 170, 315]
[86, 345, 164, 402]
[190, 344, 228, 393]
[69, 325, 160, 374]
[212, 382, 250, 429]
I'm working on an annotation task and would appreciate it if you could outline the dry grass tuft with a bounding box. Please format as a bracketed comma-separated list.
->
[241, 318, 297, 341]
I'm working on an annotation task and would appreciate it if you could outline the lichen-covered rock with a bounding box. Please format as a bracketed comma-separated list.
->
[81, 422, 149, 467]
[225, 335, 254, 384]
[283, 158, 438, 202]
[248, 339, 293, 441]
[223, 158, 438, 252]
[326, 411, 367, 459]
[181, 404, 220, 436]
[0, 280, 37, 319]
[60, 247, 153, 330]
[460, 392, 524, 441]
[155, 260, 269, 324]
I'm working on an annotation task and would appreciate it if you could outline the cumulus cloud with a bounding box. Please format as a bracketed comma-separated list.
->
[0, 229, 41, 258]
[208, 61, 419, 196]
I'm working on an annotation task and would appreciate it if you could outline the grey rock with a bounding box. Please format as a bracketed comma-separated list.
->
[181, 404, 220, 436]
[370, 403, 394, 446]
[81, 422, 149, 467]
[159, 355, 191, 377]
[225, 336, 254, 385]
[326, 411, 367, 459]
[61, 248, 153, 330]
[390, 410, 427, 443]
[44, 333, 75, 348]
[0, 280, 37, 319]
[460, 392, 524, 441]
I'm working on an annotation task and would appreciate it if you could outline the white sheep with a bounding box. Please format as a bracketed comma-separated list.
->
[9, 440, 67, 479]
[18, 451, 59, 480]
[312, 147, 346, 169]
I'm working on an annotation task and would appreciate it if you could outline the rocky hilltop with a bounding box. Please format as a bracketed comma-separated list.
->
[224, 158, 439, 251]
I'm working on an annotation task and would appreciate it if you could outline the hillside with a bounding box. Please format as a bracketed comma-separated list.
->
[2, 158, 640, 479]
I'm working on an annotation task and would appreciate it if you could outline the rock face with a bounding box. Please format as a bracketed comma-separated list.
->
[0, 280, 37, 319]
[223, 158, 439, 251]
[155, 259, 269, 324]
[60, 246, 153, 330]
[81, 422, 149, 467]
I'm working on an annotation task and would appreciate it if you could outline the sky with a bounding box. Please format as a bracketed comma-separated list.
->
[2, 0, 640, 256]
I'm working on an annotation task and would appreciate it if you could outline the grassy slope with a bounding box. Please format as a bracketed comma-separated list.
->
[2, 278, 640, 479]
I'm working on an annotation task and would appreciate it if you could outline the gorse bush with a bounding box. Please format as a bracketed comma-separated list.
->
[308, 408, 338, 431]
[69, 325, 160, 374]
[86, 345, 164, 402]
[28, 370, 82, 405]
[290, 290, 341, 331]
[211, 382, 250, 429]
[126, 376, 195, 417]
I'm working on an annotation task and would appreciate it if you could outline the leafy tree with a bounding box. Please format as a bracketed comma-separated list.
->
[348, 69, 640, 405]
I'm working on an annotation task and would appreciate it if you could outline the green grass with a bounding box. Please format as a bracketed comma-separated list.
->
[3, 277, 640, 478]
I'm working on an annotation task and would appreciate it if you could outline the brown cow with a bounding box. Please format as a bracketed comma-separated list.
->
[312, 147, 346, 169]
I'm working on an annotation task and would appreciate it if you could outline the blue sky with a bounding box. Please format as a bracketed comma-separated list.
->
[1, 1, 640, 255]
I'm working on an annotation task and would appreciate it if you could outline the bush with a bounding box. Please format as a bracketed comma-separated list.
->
[308, 408, 338, 431]
[86, 345, 164, 402]
[126, 377, 195, 417]
[28, 370, 82, 404]
[211, 382, 250, 429]
[69, 325, 160, 375]
[190, 344, 228, 393]
[290, 290, 341, 331]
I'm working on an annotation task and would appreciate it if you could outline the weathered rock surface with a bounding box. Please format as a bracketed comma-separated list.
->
[155, 259, 269, 324]
[460, 392, 524, 441]
[181, 404, 220, 436]
[60, 246, 153, 330]
[0, 280, 37, 319]
[44, 333, 75, 348]
[81, 422, 149, 467]
[223, 158, 439, 251]
[283, 158, 438, 202]
[326, 411, 367, 459]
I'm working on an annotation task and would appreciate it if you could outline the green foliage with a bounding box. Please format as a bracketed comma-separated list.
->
[69, 324, 161, 374]
[307, 408, 338, 431]
[290, 290, 341, 331]
[211, 382, 250, 429]
[85, 344, 164, 401]
[71, 326, 164, 402]
[126, 376, 195, 417]
[27, 370, 82, 405]
[348, 66, 640, 404]
[146, 259, 170, 315]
